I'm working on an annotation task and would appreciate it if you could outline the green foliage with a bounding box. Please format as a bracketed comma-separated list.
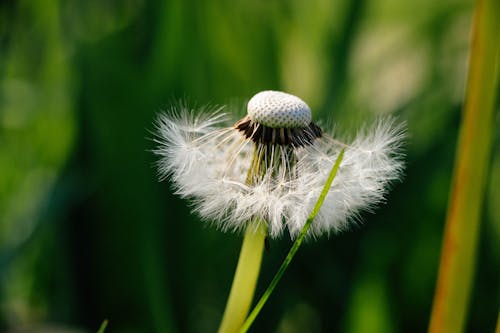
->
[97, 320, 108, 333]
[429, 0, 500, 332]
[0, 0, 497, 332]
[240, 149, 345, 333]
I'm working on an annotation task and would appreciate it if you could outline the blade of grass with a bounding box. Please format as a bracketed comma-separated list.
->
[239, 148, 345, 333]
[97, 319, 108, 333]
[495, 310, 500, 333]
[428, 0, 500, 332]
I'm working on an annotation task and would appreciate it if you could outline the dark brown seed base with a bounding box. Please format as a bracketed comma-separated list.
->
[234, 116, 322, 147]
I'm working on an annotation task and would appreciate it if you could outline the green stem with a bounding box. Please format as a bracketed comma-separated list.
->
[97, 319, 108, 333]
[495, 311, 500, 333]
[428, 0, 499, 332]
[217, 221, 267, 333]
[239, 149, 345, 333]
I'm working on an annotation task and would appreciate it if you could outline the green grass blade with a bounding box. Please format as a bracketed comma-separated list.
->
[97, 319, 108, 333]
[239, 149, 345, 333]
[428, 0, 500, 332]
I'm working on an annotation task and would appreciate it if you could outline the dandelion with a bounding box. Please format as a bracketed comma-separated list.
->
[154, 90, 405, 332]
[154, 90, 405, 239]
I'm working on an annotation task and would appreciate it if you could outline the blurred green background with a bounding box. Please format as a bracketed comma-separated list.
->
[0, 0, 498, 332]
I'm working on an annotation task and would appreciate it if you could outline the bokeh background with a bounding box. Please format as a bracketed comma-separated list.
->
[1, 0, 498, 332]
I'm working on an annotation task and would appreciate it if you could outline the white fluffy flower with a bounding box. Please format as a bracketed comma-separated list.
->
[154, 91, 405, 239]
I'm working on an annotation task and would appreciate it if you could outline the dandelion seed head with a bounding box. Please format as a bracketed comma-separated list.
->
[235, 91, 321, 147]
[154, 91, 406, 239]
[247, 90, 312, 128]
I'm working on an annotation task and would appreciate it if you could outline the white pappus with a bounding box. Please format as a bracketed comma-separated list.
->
[154, 90, 405, 239]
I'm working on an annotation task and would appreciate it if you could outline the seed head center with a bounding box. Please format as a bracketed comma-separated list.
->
[247, 91, 312, 128]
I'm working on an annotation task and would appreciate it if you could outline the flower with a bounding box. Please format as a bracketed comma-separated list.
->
[154, 91, 405, 239]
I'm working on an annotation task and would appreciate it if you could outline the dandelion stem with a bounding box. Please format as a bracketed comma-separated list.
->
[218, 145, 272, 333]
[239, 149, 345, 333]
[428, 0, 500, 332]
[217, 221, 266, 333]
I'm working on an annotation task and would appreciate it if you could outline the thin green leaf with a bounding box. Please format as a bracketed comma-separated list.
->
[428, 0, 500, 332]
[97, 319, 108, 333]
[239, 148, 345, 333]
